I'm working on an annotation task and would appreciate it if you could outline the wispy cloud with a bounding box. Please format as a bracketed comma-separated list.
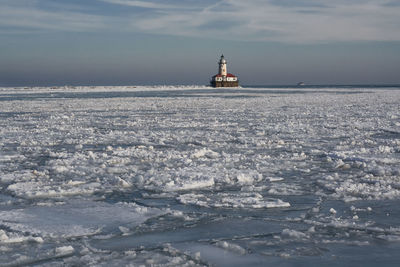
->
[98, 0, 191, 9]
[0, 0, 106, 33]
[1, 0, 399, 43]
[123, 0, 400, 43]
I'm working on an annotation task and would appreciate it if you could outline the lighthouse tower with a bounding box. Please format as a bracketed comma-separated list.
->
[211, 55, 239, 88]
[219, 55, 227, 76]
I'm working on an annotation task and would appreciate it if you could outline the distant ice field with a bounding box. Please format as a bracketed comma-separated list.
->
[0, 85, 400, 266]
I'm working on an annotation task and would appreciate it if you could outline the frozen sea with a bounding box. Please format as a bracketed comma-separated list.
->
[0, 85, 400, 266]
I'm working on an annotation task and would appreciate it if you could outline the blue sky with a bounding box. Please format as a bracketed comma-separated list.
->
[1, 0, 399, 86]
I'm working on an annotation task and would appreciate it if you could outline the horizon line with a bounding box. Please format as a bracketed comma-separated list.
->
[1, 83, 400, 89]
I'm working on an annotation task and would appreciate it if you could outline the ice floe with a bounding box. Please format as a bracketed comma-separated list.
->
[0, 200, 165, 239]
[177, 192, 290, 209]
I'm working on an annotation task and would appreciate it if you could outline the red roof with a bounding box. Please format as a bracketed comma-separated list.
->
[213, 73, 237, 78]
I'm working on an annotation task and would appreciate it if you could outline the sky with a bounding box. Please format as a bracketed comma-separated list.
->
[0, 0, 400, 86]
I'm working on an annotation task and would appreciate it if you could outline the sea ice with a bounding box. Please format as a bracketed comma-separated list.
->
[177, 192, 290, 209]
[1, 85, 400, 265]
[0, 200, 165, 239]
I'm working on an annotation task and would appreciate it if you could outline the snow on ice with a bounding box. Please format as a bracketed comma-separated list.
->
[0, 85, 400, 266]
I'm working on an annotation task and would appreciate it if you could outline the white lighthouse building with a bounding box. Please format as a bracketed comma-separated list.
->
[211, 55, 239, 87]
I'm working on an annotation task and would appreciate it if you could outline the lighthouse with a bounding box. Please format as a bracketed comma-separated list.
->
[219, 55, 227, 76]
[210, 55, 239, 88]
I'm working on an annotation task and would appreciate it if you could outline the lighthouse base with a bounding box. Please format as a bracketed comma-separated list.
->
[211, 81, 239, 88]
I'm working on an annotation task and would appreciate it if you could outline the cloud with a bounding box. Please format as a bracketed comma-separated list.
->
[1, 0, 399, 43]
[124, 0, 400, 43]
[0, 0, 106, 33]
[98, 0, 190, 9]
